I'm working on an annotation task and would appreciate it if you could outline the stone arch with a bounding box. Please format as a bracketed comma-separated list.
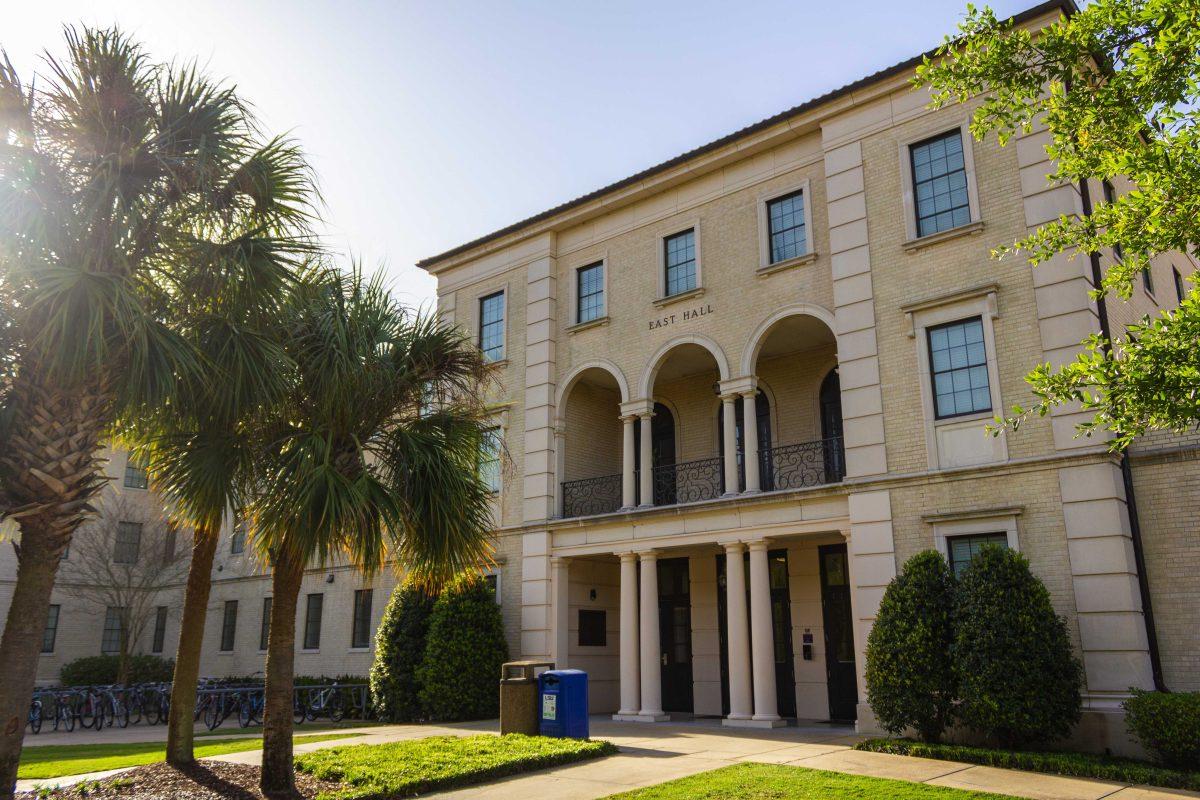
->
[739, 303, 839, 378]
[554, 359, 631, 427]
[637, 334, 731, 399]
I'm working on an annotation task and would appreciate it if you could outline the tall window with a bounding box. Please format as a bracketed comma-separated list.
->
[480, 427, 502, 494]
[484, 572, 500, 605]
[230, 520, 246, 555]
[303, 593, 323, 650]
[928, 317, 991, 419]
[123, 454, 148, 489]
[351, 589, 374, 649]
[947, 533, 1009, 578]
[162, 525, 177, 564]
[663, 229, 697, 297]
[114, 521, 142, 564]
[42, 605, 60, 654]
[911, 130, 971, 237]
[151, 606, 168, 653]
[220, 600, 238, 651]
[767, 190, 807, 263]
[1142, 265, 1155, 296]
[478, 291, 505, 362]
[1174, 267, 1186, 304]
[101, 607, 123, 654]
[260, 597, 272, 650]
[576, 262, 605, 323]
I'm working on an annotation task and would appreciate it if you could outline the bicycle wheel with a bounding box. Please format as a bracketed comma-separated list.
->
[203, 697, 221, 730]
[327, 692, 345, 723]
[125, 694, 142, 726]
[144, 692, 161, 726]
[29, 701, 42, 734]
[112, 695, 130, 729]
[238, 696, 253, 728]
[293, 694, 307, 725]
[62, 704, 76, 733]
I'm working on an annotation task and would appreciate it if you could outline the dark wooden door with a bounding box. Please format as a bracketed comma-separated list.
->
[819, 369, 845, 481]
[818, 543, 858, 721]
[658, 557, 693, 713]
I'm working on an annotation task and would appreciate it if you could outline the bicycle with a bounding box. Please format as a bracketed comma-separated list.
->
[304, 683, 345, 723]
[27, 695, 42, 735]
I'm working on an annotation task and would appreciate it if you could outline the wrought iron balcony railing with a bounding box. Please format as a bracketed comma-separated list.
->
[561, 473, 624, 518]
[648, 456, 724, 506]
[759, 436, 845, 491]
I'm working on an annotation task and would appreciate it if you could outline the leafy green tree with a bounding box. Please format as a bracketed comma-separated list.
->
[0, 28, 311, 791]
[953, 546, 1082, 748]
[249, 266, 496, 796]
[865, 551, 957, 743]
[917, 0, 1200, 449]
[370, 578, 437, 722]
[417, 573, 508, 722]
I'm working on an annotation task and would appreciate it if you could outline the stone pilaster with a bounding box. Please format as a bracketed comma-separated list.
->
[846, 490, 896, 732]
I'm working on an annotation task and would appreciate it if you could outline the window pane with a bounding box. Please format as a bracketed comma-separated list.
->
[304, 593, 323, 650]
[577, 262, 605, 323]
[102, 607, 123, 654]
[480, 427, 502, 493]
[948, 533, 1009, 577]
[664, 229, 697, 297]
[352, 589, 373, 649]
[123, 454, 148, 489]
[220, 600, 238, 651]
[42, 605, 60, 653]
[114, 522, 142, 564]
[911, 130, 971, 236]
[152, 606, 168, 653]
[478, 292, 505, 362]
[767, 190, 807, 264]
[927, 317, 992, 419]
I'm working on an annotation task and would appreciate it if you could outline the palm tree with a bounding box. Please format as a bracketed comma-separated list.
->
[249, 267, 496, 796]
[0, 28, 313, 792]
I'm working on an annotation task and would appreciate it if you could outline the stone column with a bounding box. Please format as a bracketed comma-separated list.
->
[550, 556, 571, 670]
[742, 391, 761, 493]
[638, 411, 654, 508]
[722, 542, 753, 725]
[638, 550, 667, 720]
[749, 540, 784, 726]
[620, 415, 637, 510]
[614, 552, 641, 719]
[721, 394, 739, 496]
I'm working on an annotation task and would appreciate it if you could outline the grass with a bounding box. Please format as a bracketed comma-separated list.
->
[856, 738, 1200, 792]
[19, 733, 360, 781]
[295, 734, 617, 799]
[602, 763, 1020, 799]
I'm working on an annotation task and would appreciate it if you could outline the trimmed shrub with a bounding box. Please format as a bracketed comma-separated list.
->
[865, 550, 957, 742]
[417, 573, 508, 721]
[60, 654, 175, 686]
[370, 579, 437, 722]
[1124, 689, 1200, 769]
[952, 545, 1082, 748]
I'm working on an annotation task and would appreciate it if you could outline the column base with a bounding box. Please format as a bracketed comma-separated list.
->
[612, 712, 670, 722]
[637, 503, 654, 509]
[725, 716, 787, 729]
[618, 505, 635, 512]
[742, 488, 761, 495]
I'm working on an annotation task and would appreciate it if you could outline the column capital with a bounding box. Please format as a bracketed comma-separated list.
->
[616, 550, 639, 563]
[620, 398, 654, 418]
[550, 555, 572, 566]
[636, 548, 660, 561]
[718, 375, 758, 397]
[721, 540, 746, 553]
[746, 539, 771, 552]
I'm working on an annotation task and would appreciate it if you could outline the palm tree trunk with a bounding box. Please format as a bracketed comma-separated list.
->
[260, 548, 305, 797]
[165, 521, 219, 766]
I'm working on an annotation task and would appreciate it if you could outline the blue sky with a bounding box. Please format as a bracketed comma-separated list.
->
[5, 0, 1035, 308]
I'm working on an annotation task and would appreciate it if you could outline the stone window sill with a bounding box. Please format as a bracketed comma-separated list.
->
[567, 316, 610, 334]
[653, 287, 705, 309]
[757, 251, 817, 277]
[485, 358, 510, 369]
[903, 220, 985, 252]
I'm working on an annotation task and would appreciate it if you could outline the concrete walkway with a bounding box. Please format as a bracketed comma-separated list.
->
[17, 717, 1199, 800]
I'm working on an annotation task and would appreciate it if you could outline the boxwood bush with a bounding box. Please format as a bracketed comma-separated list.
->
[417, 573, 508, 721]
[370, 578, 437, 722]
[1124, 689, 1200, 769]
[60, 654, 175, 686]
[865, 550, 957, 742]
[953, 545, 1082, 748]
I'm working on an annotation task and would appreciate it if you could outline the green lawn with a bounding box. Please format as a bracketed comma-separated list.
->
[295, 734, 617, 799]
[19, 733, 360, 781]
[603, 763, 1020, 800]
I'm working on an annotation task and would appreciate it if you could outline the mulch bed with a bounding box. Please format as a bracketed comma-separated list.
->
[19, 761, 345, 799]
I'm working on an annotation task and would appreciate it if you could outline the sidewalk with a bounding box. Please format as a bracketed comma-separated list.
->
[17, 717, 1198, 800]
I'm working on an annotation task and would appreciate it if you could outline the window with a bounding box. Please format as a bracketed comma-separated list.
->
[947, 532, 1009, 578]
[123, 454, 148, 489]
[478, 291, 505, 362]
[484, 572, 501, 605]
[219, 600, 238, 651]
[767, 190, 807, 263]
[1174, 267, 1186, 304]
[663, 229, 697, 297]
[151, 606, 167, 654]
[230, 520, 246, 555]
[351, 589, 374, 649]
[303, 593, 323, 650]
[927, 317, 991, 419]
[480, 427, 502, 494]
[260, 597, 272, 651]
[42, 605, 60, 654]
[114, 521, 142, 564]
[576, 262, 605, 324]
[1143, 265, 1155, 296]
[578, 609, 606, 647]
[101, 607, 123, 654]
[162, 526, 177, 564]
[911, 130, 971, 237]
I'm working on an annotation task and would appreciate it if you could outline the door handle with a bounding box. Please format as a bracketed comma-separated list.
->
[661, 652, 668, 666]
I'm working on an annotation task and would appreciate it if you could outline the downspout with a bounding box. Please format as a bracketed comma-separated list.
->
[1077, 177, 1167, 692]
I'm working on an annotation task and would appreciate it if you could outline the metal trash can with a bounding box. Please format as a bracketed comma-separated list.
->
[538, 669, 589, 739]
[500, 660, 553, 735]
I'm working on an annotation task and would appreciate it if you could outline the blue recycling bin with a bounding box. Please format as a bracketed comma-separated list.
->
[538, 669, 589, 739]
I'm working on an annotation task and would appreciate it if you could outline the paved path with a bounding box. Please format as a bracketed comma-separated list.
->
[16, 717, 1198, 800]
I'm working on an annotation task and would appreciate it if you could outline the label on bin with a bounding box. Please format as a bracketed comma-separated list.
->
[541, 694, 557, 720]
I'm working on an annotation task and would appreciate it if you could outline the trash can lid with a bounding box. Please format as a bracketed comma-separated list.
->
[543, 669, 586, 676]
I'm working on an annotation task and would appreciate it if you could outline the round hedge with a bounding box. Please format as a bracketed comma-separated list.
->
[416, 573, 508, 721]
[369, 579, 437, 722]
[952, 545, 1082, 748]
[865, 550, 957, 742]
[1123, 689, 1200, 769]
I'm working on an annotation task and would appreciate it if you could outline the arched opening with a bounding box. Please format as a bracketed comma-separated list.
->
[749, 313, 844, 489]
[559, 367, 625, 517]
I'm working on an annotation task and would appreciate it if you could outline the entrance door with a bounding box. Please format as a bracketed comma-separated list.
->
[658, 557, 693, 713]
[716, 550, 796, 718]
[818, 543, 857, 721]
[819, 369, 845, 482]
